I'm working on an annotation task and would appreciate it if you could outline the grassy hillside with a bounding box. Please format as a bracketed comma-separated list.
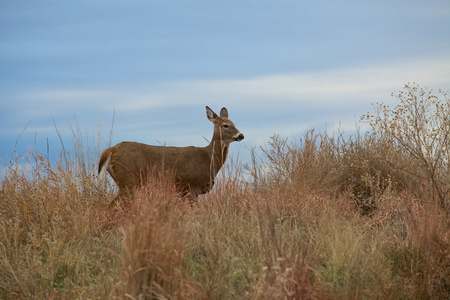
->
[1, 84, 449, 299]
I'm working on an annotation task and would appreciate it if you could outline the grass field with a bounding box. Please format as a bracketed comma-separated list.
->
[1, 84, 449, 299]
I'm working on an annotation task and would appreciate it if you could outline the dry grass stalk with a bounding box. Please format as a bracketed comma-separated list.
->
[111, 172, 198, 299]
[1, 85, 448, 299]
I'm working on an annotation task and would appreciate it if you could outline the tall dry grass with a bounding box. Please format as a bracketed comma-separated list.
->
[0, 125, 119, 299]
[111, 169, 199, 299]
[1, 83, 448, 299]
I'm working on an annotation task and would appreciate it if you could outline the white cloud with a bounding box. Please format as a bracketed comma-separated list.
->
[5, 56, 450, 160]
[106, 56, 450, 113]
[119, 57, 450, 145]
[13, 56, 449, 117]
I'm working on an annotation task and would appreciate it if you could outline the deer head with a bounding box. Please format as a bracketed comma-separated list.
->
[206, 106, 244, 145]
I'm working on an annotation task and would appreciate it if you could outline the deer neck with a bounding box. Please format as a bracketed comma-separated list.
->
[207, 132, 230, 176]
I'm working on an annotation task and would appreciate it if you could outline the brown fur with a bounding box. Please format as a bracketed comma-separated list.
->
[98, 106, 244, 207]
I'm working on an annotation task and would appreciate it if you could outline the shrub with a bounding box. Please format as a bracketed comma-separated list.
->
[251, 130, 339, 197]
[362, 83, 450, 209]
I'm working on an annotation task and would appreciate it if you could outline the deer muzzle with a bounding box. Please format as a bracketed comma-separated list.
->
[234, 133, 245, 141]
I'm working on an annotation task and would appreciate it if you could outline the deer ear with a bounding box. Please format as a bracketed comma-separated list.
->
[220, 107, 228, 119]
[206, 106, 218, 122]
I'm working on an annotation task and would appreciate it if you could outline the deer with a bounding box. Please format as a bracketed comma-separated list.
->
[98, 106, 244, 207]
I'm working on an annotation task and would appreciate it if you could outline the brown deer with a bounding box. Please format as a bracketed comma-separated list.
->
[98, 106, 244, 207]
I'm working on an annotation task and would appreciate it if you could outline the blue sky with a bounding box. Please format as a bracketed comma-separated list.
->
[1, 0, 449, 171]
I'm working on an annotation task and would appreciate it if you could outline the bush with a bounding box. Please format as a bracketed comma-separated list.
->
[362, 83, 449, 209]
[252, 83, 449, 215]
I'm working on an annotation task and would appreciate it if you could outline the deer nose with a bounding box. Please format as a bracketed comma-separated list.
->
[237, 133, 244, 141]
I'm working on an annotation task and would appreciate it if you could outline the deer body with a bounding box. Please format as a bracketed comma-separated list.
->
[98, 106, 243, 206]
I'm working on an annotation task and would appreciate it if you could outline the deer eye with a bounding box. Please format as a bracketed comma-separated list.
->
[222, 124, 229, 129]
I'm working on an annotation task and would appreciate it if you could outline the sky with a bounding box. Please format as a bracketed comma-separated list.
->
[1, 0, 449, 173]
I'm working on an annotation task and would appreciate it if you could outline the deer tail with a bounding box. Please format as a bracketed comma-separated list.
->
[98, 148, 113, 180]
